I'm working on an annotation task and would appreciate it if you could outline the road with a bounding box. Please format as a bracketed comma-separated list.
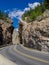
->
[0, 44, 49, 65]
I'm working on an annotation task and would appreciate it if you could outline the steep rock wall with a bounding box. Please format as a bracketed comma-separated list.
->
[19, 10, 49, 52]
[0, 18, 14, 45]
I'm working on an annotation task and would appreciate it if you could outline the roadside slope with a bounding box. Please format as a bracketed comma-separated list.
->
[0, 54, 17, 65]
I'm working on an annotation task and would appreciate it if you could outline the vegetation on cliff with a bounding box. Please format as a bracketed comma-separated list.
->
[22, 6, 44, 22]
[22, 0, 49, 22]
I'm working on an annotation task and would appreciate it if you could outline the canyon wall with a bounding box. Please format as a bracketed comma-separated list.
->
[0, 18, 14, 45]
[19, 10, 49, 52]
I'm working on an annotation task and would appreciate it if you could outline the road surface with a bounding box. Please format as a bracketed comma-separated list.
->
[0, 44, 49, 65]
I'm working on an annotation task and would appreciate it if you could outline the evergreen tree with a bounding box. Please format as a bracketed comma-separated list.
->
[44, 0, 49, 9]
[0, 10, 8, 20]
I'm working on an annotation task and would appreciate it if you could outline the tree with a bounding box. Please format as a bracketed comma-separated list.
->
[22, 0, 49, 23]
[0, 10, 3, 19]
[44, 0, 49, 9]
[0, 10, 8, 20]
[22, 5, 43, 22]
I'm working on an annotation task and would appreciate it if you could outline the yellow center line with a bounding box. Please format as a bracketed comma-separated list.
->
[20, 45, 49, 55]
[13, 46, 49, 64]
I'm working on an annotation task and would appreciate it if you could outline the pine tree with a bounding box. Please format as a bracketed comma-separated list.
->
[44, 0, 49, 9]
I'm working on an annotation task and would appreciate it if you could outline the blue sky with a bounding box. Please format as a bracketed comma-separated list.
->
[0, 0, 44, 28]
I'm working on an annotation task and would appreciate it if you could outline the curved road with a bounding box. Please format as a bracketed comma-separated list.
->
[0, 44, 49, 65]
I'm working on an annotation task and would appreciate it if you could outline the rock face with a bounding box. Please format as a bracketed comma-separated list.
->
[0, 18, 14, 45]
[12, 29, 19, 45]
[19, 10, 49, 52]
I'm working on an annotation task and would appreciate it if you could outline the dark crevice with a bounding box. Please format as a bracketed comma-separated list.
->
[0, 26, 3, 45]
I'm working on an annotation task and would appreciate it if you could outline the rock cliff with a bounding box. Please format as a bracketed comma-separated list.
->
[19, 10, 49, 52]
[12, 29, 19, 45]
[0, 18, 14, 45]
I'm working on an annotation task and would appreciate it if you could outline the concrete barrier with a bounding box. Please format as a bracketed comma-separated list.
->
[0, 54, 17, 65]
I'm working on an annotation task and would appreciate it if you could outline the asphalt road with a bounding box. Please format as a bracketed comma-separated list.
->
[0, 44, 49, 65]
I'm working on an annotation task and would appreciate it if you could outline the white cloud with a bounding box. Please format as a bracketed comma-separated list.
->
[28, 2, 40, 9]
[8, 10, 24, 19]
[24, 7, 30, 11]
[8, 2, 40, 19]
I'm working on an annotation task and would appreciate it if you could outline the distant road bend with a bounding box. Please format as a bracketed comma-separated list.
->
[0, 44, 49, 65]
